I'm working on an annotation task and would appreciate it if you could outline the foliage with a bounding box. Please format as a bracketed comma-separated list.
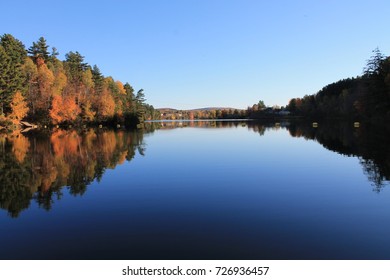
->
[8, 91, 29, 123]
[0, 34, 27, 115]
[286, 48, 390, 122]
[28, 37, 50, 62]
[0, 34, 158, 127]
[49, 95, 80, 124]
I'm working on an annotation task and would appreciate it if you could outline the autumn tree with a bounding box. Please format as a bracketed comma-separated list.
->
[96, 90, 115, 120]
[9, 91, 29, 124]
[51, 63, 67, 96]
[49, 95, 80, 124]
[21, 57, 38, 115]
[36, 57, 55, 116]
[79, 67, 95, 122]
[1, 34, 157, 126]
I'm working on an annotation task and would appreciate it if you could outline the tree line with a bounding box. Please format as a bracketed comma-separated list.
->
[286, 48, 390, 121]
[0, 34, 159, 129]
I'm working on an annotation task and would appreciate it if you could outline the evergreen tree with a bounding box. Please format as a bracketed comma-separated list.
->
[258, 100, 266, 109]
[135, 89, 146, 122]
[50, 47, 59, 60]
[124, 82, 135, 112]
[64, 51, 88, 86]
[91, 65, 104, 95]
[0, 34, 27, 115]
[28, 37, 50, 62]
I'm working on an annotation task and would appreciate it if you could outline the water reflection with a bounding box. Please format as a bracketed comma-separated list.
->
[284, 121, 390, 191]
[0, 120, 389, 218]
[0, 127, 153, 217]
[155, 120, 390, 190]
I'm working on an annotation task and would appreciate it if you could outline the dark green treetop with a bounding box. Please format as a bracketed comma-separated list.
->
[28, 37, 50, 62]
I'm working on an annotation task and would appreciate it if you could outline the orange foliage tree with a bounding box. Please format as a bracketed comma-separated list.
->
[9, 91, 29, 124]
[95, 90, 115, 120]
[36, 57, 55, 112]
[49, 95, 81, 124]
[116, 81, 126, 95]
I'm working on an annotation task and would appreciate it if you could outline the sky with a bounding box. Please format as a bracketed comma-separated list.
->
[1, 0, 390, 109]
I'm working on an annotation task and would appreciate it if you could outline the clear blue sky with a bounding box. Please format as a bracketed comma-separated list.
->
[1, 0, 390, 109]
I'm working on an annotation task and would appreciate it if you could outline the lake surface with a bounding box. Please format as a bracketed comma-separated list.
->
[0, 120, 389, 259]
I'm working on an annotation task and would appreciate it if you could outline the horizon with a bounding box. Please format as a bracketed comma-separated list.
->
[1, 0, 390, 110]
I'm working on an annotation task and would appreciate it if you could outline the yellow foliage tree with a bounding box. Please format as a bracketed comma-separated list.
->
[97, 90, 115, 119]
[9, 91, 29, 124]
[37, 57, 55, 111]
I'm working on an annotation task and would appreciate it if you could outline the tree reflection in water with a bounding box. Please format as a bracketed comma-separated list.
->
[0, 126, 156, 217]
[0, 120, 388, 217]
[250, 121, 390, 192]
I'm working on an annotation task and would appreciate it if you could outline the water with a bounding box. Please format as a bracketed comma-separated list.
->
[0, 120, 389, 259]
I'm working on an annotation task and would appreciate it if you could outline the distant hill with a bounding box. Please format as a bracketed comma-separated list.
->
[157, 108, 177, 111]
[158, 107, 248, 120]
[188, 107, 238, 111]
[158, 107, 240, 112]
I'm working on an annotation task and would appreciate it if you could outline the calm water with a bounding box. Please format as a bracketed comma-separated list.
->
[0, 120, 389, 259]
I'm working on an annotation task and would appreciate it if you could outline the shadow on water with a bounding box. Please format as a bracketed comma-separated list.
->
[0, 120, 389, 218]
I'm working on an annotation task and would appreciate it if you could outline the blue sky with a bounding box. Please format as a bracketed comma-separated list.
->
[1, 0, 390, 109]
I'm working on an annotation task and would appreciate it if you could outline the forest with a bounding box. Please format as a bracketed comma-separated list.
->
[0, 34, 159, 130]
[285, 49, 390, 121]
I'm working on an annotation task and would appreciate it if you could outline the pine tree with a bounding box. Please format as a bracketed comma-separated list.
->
[64, 51, 87, 85]
[91, 65, 104, 95]
[0, 34, 27, 115]
[135, 89, 146, 122]
[28, 37, 50, 62]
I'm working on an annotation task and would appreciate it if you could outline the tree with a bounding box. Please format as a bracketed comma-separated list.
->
[363, 49, 389, 116]
[287, 98, 297, 113]
[135, 89, 146, 122]
[49, 95, 80, 124]
[64, 51, 88, 86]
[28, 37, 50, 62]
[97, 90, 115, 119]
[9, 91, 29, 124]
[0, 34, 27, 115]
[116, 81, 126, 95]
[123, 82, 134, 112]
[36, 57, 55, 114]
[364, 48, 385, 77]
[91, 65, 104, 95]
[258, 100, 266, 109]
[50, 47, 59, 61]
[21, 57, 41, 117]
[0, 45, 11, 115]
[52, 65, 67, 96]
[1, 34, 155, 126]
